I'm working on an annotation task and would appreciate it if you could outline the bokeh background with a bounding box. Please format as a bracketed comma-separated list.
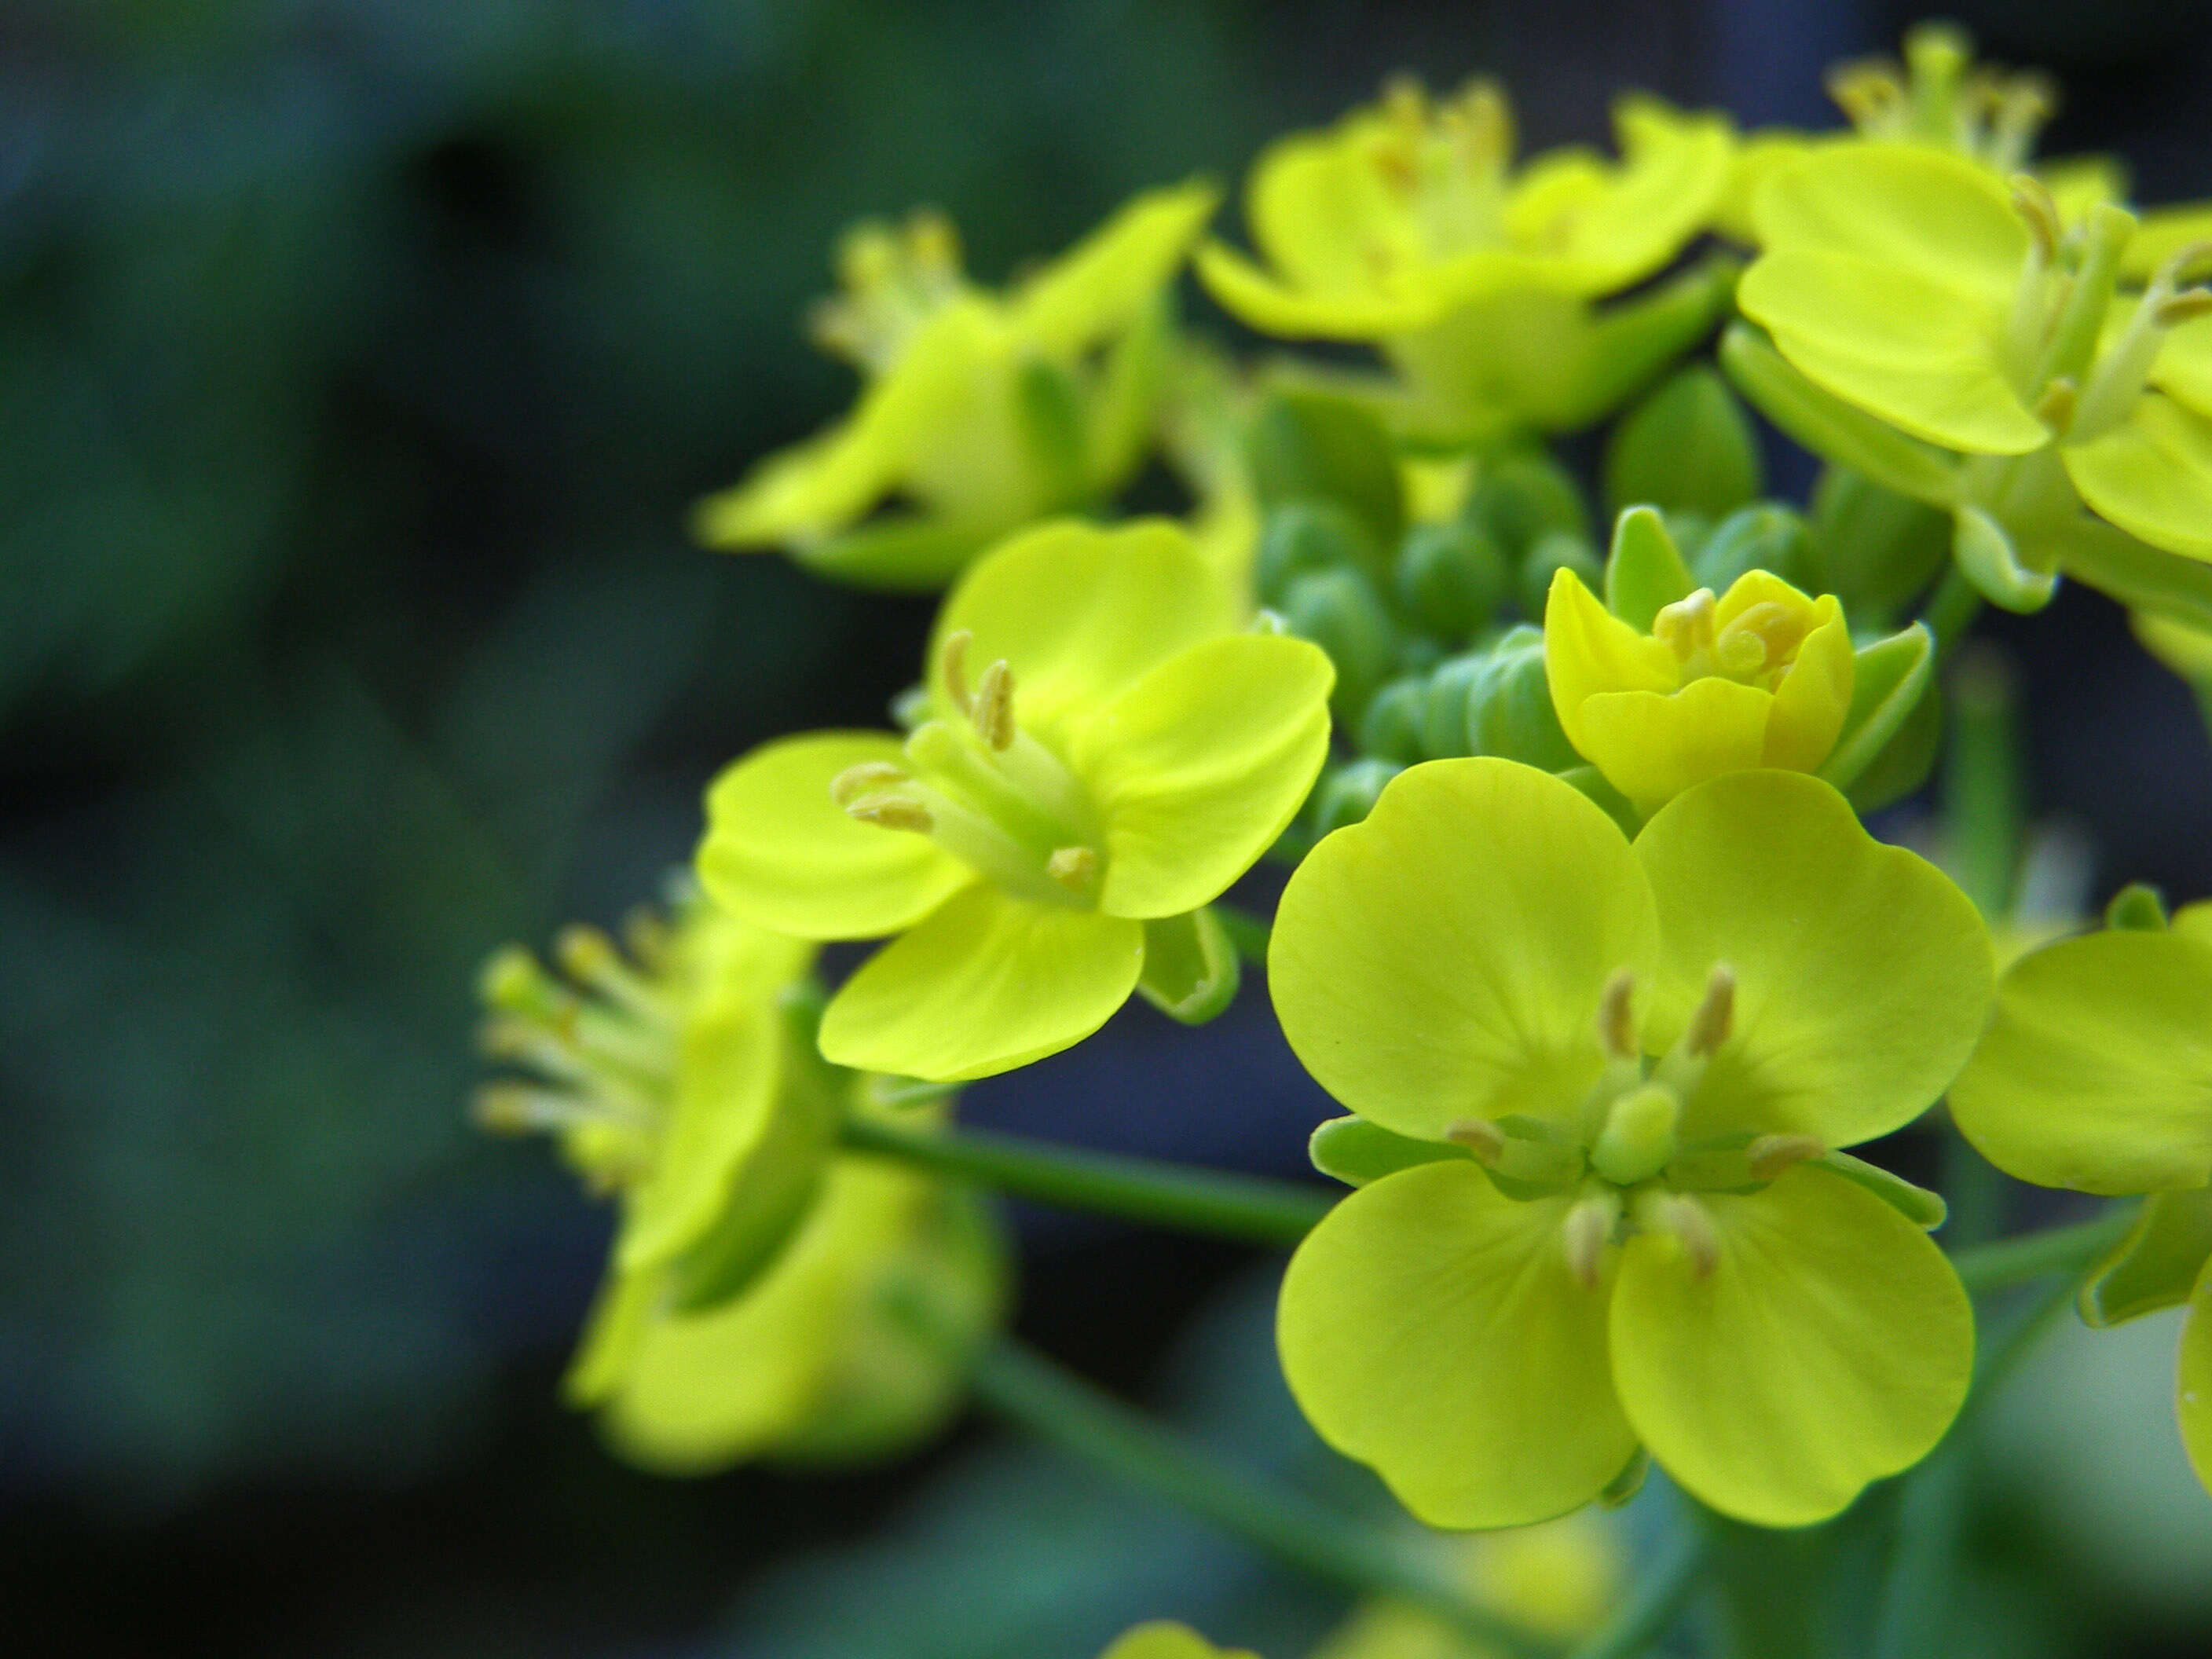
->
[7, 1, 2212, 1653]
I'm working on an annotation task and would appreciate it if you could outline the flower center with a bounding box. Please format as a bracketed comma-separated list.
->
[1366, 76, 1514, 264]
[1825, 23, 2053, 174]
[1652, 589, 1808, 690]
[808, 209, 967, 374]
[830, 630, 1107, 909]
[1446, 963, 1826, 1287]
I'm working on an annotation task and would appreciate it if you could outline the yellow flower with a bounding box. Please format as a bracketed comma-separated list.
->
[695, 182, 1216, 588]
[1544, 564, 1852, 815]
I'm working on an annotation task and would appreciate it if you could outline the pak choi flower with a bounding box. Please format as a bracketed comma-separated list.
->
[698, 518, 1334, 1081]
[1270, 760, 1990, 1529]
[695, 182, 1216, 588]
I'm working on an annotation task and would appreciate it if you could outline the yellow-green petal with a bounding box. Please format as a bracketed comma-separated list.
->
[1544, 566, 1678, 756]
[2179, 1253, 2212, 1496]
[1763, 596, 1855, 771]
[819, 884, 1143, 1081]
[1635, 770, 1993, 1147]
[1101, 1623, 1260, 1659]
[1739, 251, 2046, 455]
[2063, 393, 2212, 562]
[2148, 312, 2212, 421]
[929, 519, 1239, 741]
[1269, 759, 1659, 1141]
[1013, 180, 1218, 355]
[1195, 239, 1432, 339]
[1573, 677, 1774, 816]
[1610, 1166, 1973, 1527]
[1277, 1161, 1637, 1529]
[1749, 142, 2025, 299]
[1949, 928, 2212, 1194]
[698, 731, 973, 940]
[1075, 633, 1335, 920]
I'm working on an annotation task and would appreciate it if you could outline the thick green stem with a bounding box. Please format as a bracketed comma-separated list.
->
[840, 1116, 1334, 1248]
[1566, 1525, 1708, 1659]
[1948, 1208, 2132, 1294]
[1942, 646, 2021, 921]
[1920, 564, 1985, 665]
[969, 1339, 1562, 1659]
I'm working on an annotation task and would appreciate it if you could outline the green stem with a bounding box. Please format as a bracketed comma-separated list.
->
[1212, 902, 1273, 966]
[1566, 1525, 1708, 1659]
[1921, 564, 1985, 665]
[1942, 645, 2021, 921]
[840, 1117, 1334, 1248]
[1948, 1208, 2132, 1294]
[970, 1339, 1562, 1659]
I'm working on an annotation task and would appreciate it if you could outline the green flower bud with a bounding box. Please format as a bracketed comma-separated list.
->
[1810, 467, 1956, 628]
[1257, 500, 1386, 608]
[1692, 504, 1821, 595]
[1467, 449, 1591, 559]
[1280, 566, 1400, 721]
[1519, 529, 1604, 622]
[1245, 387, 1405, 550]
[1359, 675, 1430, 764]
[1420, 651, 1489, 758]
[1396, 521, 1510, 641]
[1604, 364, 1765, 521]
[1309, 756, 1402, 838]
[1464, 624, 1580, 771]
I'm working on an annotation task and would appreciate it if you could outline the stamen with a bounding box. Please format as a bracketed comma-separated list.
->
[1596, 968, 1638, 1060]
[971, 658, 1016, 751]
[1684, 965, 1736, 1057]
[1046, 845, 1098, 892]
[1446, 1117, 1507, 1164]
[1652, 588, 1718, 665]
[846, 797, 934, 833]
[830, 761, 911, 808]
[2155, 289, 2212, 327]
[1826, 60, 1904, 131]
[2032, 375, 2077, 433]
[478, 946, 569, 1020]
[1747, 1133, 1827, 1181]
[2010, 174, 2061, 266]
[556, 925, 673, 1025]
[1562, 1190, 1621, 1290]
[939, 629, 974, 714]
[1715, 626, 1770, 678]
[1638, 1190, 1721, 1279]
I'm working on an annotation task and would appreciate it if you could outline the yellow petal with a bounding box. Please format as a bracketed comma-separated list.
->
[1543, 565, 1677, 757]
[1572, 678, 1774, 816]
[1762, 596, 1854, 771]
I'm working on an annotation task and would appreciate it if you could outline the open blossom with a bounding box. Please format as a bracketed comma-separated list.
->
[698, 518, 1333, 1081]
[1269, 760, 1990, 1527]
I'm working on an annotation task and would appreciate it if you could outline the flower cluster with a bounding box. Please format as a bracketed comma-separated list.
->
[475, 22, 2212, 1636]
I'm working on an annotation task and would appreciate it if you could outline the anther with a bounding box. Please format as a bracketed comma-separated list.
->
[1562, 1191, 1621, 1291]
[830, 761, 911, 808]
[1715, 627, 1769, 678]
[2155, 289, 2212, 328]
[1684, 965, 1736, 1057]
[939, 629, 974, 713]
[1445, 1118, 1507, 1164]
[2010, 174, 2062, 266]
[1653, 588, 1718, 664]
[1746, 1133, 1827, 1181]
[1596, 969, 1638, 1060]
[971, 658, 1016, 750]
[2033, 376, 2078, 432]
[1046, 845, 1098, 892]
[1639, 1190, 1721, 1279]
[846, 797, 935, 833]
[1825, 61, 1903, 130]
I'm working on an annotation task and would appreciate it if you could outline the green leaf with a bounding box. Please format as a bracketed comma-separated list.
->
[2082, 1191, 2212, 1327]
[1134, 906, 1242, 1025]
[1605, 364, 1764, 521]
[1603, 505, 1697, 632]
[1307, 1114, 1477, 1187]
[1818, 621, 1933, 793]
[1720, 323, 1962, 507]
[1843, 668, 1943, 813]
[1245, 388, 1405, 547]
[1953, 504, 2060, 613]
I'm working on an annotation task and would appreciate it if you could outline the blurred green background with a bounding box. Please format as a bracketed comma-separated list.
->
[6, 2, 2212, 1654]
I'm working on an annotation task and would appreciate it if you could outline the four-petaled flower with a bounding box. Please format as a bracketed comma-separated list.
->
[1269, 759, 1991, 1527]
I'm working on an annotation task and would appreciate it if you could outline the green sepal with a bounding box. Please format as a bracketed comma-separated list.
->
[1088, 292, 1177, 485]
[1953, 504, 2060, 613]
[1518, 529, 1605, 621]
[1818, 621, 1933, 793]
[786, 515, 998, 591]
[1551, 253, 1740, 431]
[2082, 1192, 2212, 1327]
[1308, 1114, 1476, 1188]
[1599, 1446, 1652, 1508]
[1246, 388, 1405, 548]
[1811, 467, 1951, 627]
[1843, 666, 1943, 813]
[1720, 322, 1961, 507]
[860, 1075, 965, 1111]
[1603, 504, 1697, 631]
[1692, 504, 1822, 596]
[1811, 1151, 1948, 1231]
[2059, 518, 2212, 633]
[1605, 364, 1763, 522]
[1134, 906, 1242, 1025]
[2106, 882, 2170, 932]
[1014, 356, 1093, 504]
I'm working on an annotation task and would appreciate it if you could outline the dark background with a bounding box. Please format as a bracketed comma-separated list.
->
[5, 2, 2212, 1654]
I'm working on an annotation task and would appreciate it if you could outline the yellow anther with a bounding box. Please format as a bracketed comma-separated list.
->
[1562, 1190, 1621, 1291]
[829, 760, 911, 808]
[471, 1082, 539, 1134]
[2032, 375, 2078, 431]
[939, 628, 974, 713]
[2010, 174, 2062, 266]
[478, 945, 556, 1016]
[1684, 964, 1736, 1057]
[1746, 1133, 1828, 1181]
[1652, 588, 1718, 664]
[1382, 73, 1428, 130]
[1596, 968, 1638, 1061]
[1046, 845, 1098, 892]
[1715, 626, 1770, 678]
[906, 207, 961, 276]
[1445, 1117, 1508, 1164]
[1448, 79, 1512, 172]
[971, 658, 1016, 750]
[1825, 60, 1904, 128]
[2155, 289, 2212, 328]
[1639, 1190, 1721, 1279]
[846, 797, 935, 833]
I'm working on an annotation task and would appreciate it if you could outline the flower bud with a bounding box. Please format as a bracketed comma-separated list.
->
[1519, 529, 1605, 622]
[1280, 566, 1400, 721]
[1466, 450, 1591, 559]
[1604, 364, 1763, 522]
[1256, 500, 1387, 609]
[1466, 624, 1582, 772]
[1692, 504, 1820, 595]
[1396, 520, 1510, 641]
[1358, 675, 1430, 764]
[1308, 757, 1402, 838]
